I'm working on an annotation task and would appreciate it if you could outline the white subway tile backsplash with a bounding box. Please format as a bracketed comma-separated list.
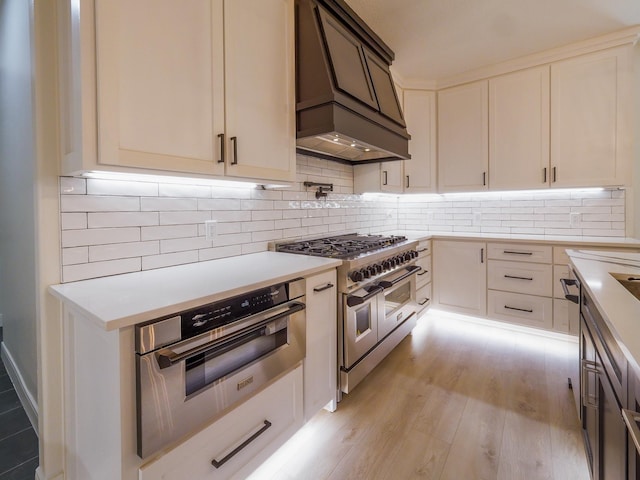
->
[58, 158, 627, 283]
[62, 227, 140, 247]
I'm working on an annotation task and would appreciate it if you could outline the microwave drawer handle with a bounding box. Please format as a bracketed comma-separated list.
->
[346, 285, 383, 308]
[623, 409, 640, 455]
[156, 302, 305, 369]
[377, 265, 421, 289]
[212, 420, 272, 468]
[560, 278, 579, 304]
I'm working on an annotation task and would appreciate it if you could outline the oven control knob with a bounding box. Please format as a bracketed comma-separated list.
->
[410, 250, 418, 259]
[403, 252, 412, 262]
[362, 268, 371, 279]
[374, 263, 383, 274]
[382, 260, 392, 270]
[391, 257, 399, 267]
[349, 270, 364, 282]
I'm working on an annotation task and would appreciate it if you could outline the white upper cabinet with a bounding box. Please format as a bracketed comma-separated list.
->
[59, 0, 295, 183]
[403, 90, 437, 193]
[438, 80, 489, 192]
[489, 66, 550, 190]
[550, 47, 631, 187]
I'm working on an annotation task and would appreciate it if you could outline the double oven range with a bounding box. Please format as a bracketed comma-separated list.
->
[276, 233, 421, 397]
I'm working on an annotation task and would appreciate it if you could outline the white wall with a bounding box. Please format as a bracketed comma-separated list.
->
[0, 0, 39, 401]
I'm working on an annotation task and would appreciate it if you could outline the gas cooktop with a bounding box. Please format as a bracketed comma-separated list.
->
[275, 233, 408, 259]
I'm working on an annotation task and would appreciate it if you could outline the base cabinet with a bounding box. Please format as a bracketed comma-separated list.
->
[140, 367, 303, 480]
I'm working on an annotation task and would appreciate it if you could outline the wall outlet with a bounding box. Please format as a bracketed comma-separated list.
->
[473, 212, 482, 226]
[205, 220, 217, 241]
[570, 212, 580, 227]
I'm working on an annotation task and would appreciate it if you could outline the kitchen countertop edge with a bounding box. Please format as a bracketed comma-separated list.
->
[49, 252, 342, 331]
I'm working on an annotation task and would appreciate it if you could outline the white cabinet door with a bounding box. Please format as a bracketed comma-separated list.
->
[403, 90, 436, 193]
[550, 47, 631, 187]
[95, 0, 225, 175]
[489, 66, 550, 190]
[438, 81, 488, 192]
[224, 0, 295, 182]
[433, 240, 486, 317]
[304, 269, 337, 420]
[380, 162, 404, 193]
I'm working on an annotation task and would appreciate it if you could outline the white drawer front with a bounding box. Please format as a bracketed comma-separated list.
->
[488, 290, 553, 330]
[553, 265, 570, 299]
[487, 243, 552, 264]
[416, 240, 431, 257]
[488, 260, 552, 296]
[416, 282, 432, 312]
[139, 366, 303, 480]
[416, 255, 431, 288]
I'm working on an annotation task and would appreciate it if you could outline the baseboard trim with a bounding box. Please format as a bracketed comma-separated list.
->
[1, 341, 39, 435]
[35, 466, 63, 480]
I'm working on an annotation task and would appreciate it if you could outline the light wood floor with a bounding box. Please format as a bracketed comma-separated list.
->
[250, 310, 590, 480]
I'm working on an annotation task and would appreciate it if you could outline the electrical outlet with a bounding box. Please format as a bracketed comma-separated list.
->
[205, 220, 217, 241]
[473, 212, 482, 226]
[570, 212, 580, 227]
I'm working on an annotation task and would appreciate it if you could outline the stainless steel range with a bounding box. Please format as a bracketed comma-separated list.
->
[275, 233, 420, 397]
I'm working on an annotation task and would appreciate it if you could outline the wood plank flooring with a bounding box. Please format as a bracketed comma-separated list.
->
[250, 310, 590, 480]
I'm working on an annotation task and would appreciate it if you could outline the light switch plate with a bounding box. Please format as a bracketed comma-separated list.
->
[570, 212, 580, 227]
[205, 220, 217, 241]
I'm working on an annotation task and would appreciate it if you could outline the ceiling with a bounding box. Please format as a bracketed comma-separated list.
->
[344, 0, 640, 85]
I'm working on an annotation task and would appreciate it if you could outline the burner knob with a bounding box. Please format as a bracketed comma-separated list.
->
[374, 263, 383, 274]
[403, 252, 412, 262]
[361, 268, 371, 279]
[410, 250, 418, 259]
[349, 270, 364, 282]
[391, 257, 399, 267]
[382, 260, 392, 270]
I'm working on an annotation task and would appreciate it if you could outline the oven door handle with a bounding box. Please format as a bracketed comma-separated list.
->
[346, 285, 384, 308]
[155, 302, 305, 369]
[377, 265, 421, 289]
[560, 278, 579, 304]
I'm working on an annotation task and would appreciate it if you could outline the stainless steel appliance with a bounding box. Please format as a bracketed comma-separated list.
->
[275, 233, 420, 396]
[135, 279, 306, 458]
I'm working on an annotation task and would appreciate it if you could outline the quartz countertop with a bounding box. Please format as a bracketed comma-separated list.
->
[567, 249, 640, 377]
[49, 252, 341, 331]
[389, 230, 640, 247]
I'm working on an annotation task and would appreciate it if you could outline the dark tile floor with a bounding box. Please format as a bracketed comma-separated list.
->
[0, 328, 39, 480]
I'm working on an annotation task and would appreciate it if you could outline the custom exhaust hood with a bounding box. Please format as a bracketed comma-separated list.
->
[295, 0, 410, 164]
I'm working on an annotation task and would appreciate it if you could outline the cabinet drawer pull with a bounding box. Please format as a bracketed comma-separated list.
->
[313, 283, 334, 293]
[504, 305, 533, 313]
[559, 278, 579, 304]
[418, 298, 430, 306]
[503, 250, 533, 256]
[417, 270, 428, 276]
[230, 136, 238, 165]
[211, 420, 272, 468]
[581, 359, 599, 409]
[504, 274, 533, 281]
[416, 248, 428, 253]
[622, 409, 640, 455]
[217, 133, 225, 164]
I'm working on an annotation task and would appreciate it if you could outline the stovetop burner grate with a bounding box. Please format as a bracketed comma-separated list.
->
[275, 233, 408, 259]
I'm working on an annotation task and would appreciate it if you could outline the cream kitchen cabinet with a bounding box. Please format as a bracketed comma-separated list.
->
[550, 46, 632, 187]
[58, 0, 295, 183]
[437, 81, 489, 193]
[415, 239, 432, 312]
[433, 240, 487, 317]
[304, 269, 337, 420]
[354, 89, 436, 194]
[489, 66, 550, 190]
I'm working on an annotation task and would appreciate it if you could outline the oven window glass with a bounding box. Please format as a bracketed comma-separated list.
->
[355, 304, 372, 338]
[384, 282, 411, 317]
[185, 326, 288, 397]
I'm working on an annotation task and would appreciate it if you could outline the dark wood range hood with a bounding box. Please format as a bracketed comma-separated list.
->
[295, 0, 410, 164]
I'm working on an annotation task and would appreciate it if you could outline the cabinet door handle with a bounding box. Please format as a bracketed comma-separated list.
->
[230, 136, 238, 165]
[559, 278, 579, 304]
[382, 170, 388, 185]
[581, 359, 599, 409]
[217, 133, 225, 164]
[406, 175, 410, 188]
[482, 171, 487, 186]
[543, 167, 547, 183]
[622, 409, 640, 455]
[211, 420, 272, 468]
[480, 248, 484, 264]
[504, 305, 533, 313]
[504, 274, 533, 281]
[552, 166, 557, 183]
[313, 283, 334, 293]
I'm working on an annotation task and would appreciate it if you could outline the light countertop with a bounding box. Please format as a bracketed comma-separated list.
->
[567, 249, 640, 377]
[394, 230, 640, 247]
[49, 252, 341, 331]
